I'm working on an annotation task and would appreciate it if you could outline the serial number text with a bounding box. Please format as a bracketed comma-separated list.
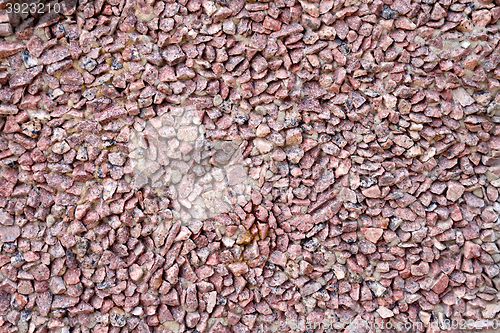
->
[6, 2, 61, 14]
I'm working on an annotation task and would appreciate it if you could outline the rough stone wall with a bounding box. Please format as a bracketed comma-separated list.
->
[0, 0, 499, 332]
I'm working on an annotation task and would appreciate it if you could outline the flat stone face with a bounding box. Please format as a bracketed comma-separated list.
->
[361, 185, 381, 198]
[39, 46, 70, 65]
[361, 228, 383, 243]
[431, 274, 449, 294]
[301, 281, 322, 296]
[446, 181, 465, 202]
[0, 42, 25, 58]
[9, 65, 43, 88]
[162, 45, 186, 66]
[377, 306, 394, 318]
[228, 262, 248, 276]
[393, 135, 413, 148]
[32, 264, 50, 281]
[452, 87, 475, 106]
[1, 226, 20, 242]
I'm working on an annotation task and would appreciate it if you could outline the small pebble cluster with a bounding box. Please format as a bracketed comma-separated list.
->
[0, 0, 499, 332]
[128, 107, 252, 223]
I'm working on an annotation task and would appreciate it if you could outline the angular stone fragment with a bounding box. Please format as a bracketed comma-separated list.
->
[464, 241, 481, 259]
[52, 295, 79, 309]
[367, 281, 386, 297]
[1, 226, 20, 242]
[391, 0, 411, 14]
[185, 284, 198, 310]
[431, 274, 449, 294]
[94, 103, 128, 123]
[472, 9, 492, 27]
[483, 304, 500, 319]
[301, 281, 322, 296]
[446, 182, 464, 202]
[9, 66, 43, 88]
[464, 192, 484, 208]
[411, 262, 429, 276]
[177, 64, 195, 80]
[36, 292, 52, 316]
[32, 264, 50, 281]
[52, 141, 70, 154]
[377, 306, 394, 318]
[0, 42, 25, 58]
[49, 277, 66, 294]
[186, 312, 201, 328]
[162, 45, 186, 66]
[361, 186, 381, 198]
[206, 291, 217, 313]
[286, 147, 304, 164]
[249, 34, 267, 51]
[452, 88, 475, 107]
[177, 126, 198, 141]
[60, 69, 84, 85]
[228, 262, 248, 276]
[361, 228, 383, 243]
[269, 251, 287, 267]
[110, 308, 127, 327]
[254, 138, 273, 154]
[394, 135, 413, 149]
[286, 128, 302, 146]
[430, 3, 447, 20]
[40, 46, 70, 65]
[159, 65, 176, 81]
[395, 17, 416, 30]
[226, 164, 247, 186]
[129, 263, 143, 281]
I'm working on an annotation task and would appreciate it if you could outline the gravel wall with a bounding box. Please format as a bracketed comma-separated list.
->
[0, 0, 499, 332]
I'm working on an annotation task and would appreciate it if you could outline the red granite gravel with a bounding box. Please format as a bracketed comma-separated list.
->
[0, 0, 499, 332]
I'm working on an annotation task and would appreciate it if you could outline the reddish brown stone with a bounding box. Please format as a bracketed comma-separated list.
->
[228, 262, 248, 276]
[32, 264, 50, 281]
[0, 42, 25, 58]
[40, 46, 70, 65]
[1, 226, 20, 242]
[464, 241, 481, 259]
[361, 228, 383, 243]
[431, 273, 449, 294]
[9, 66, 43, 88]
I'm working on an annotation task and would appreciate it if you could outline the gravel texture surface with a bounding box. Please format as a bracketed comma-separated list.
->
[0, 0, 499, 332]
